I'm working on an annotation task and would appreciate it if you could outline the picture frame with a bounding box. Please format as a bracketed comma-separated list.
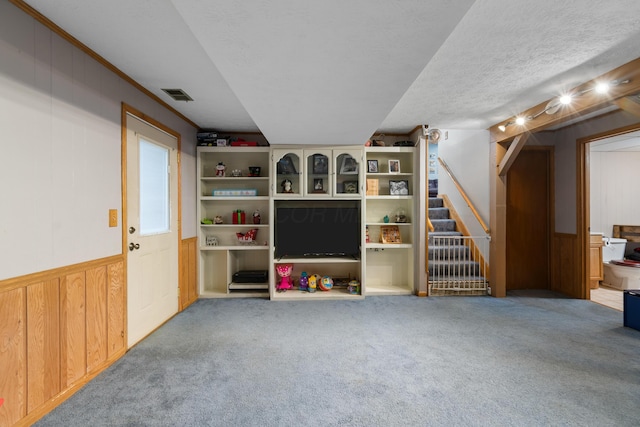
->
[388, 159, 400, 173]
[339, 156, 359, 174]
[277, 155, 298, 175]
[367, 159, 379, 173]
[389, 180, 409, 195]
[343, 181, 358, 193]
[380, 225, 402, 244]
[312, 154, 328, 174]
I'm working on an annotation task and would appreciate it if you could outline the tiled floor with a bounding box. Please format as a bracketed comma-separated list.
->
[590, 285, 623, 311]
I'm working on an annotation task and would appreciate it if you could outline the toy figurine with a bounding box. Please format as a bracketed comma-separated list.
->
[214, 215, 223, 224]
[319, 275, 334, 291]
[281, 179, 293, 193]
[299, 271, 309, 291]
[215, 162, 226, 177]
[307, 274, 320, 293]
[253, 210, 261, 224]
[347, 279, 360, 294]
[276, 264, 294, 292]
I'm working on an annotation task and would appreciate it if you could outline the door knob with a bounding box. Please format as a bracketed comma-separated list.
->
[128, 243, 140, 251]
[129, 226, 136, 234]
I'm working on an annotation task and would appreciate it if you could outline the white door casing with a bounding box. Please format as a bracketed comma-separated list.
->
[126, 114, 179, 348]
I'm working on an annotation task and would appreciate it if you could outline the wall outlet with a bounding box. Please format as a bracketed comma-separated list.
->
[109, 209, 118, 227]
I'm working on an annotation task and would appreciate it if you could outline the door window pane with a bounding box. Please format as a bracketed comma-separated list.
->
[139, 138, 170, 235]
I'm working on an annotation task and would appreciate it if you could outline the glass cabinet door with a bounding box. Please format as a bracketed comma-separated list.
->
[334, 150, 362, 197]
[273, 149, 302, 196]
[304, 149, 332, 197]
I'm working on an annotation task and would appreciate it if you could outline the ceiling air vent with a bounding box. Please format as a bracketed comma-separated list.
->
[161, 88, 193, 102]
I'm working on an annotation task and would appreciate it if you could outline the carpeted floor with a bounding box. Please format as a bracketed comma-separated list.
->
[36, 293, 640, 426]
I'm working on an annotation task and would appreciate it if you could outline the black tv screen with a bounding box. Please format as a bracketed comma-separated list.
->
[275, 206, 361, 258]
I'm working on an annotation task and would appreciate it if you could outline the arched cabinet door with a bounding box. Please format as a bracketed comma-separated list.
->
[272, 149, 302, 197]
[303, 149, 332, 197]
[334, 149, 363, 197]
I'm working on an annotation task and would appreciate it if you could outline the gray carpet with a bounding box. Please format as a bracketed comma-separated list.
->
[36, 293, 640, 426]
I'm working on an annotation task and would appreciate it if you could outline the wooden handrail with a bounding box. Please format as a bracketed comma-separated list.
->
[427, 217, 434, 232]
[438, 158, 490, 234]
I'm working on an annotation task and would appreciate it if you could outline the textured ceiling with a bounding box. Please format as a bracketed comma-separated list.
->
[20, 0, 640, 145]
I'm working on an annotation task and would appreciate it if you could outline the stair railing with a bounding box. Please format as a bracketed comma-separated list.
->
[438, 158, 489, 234]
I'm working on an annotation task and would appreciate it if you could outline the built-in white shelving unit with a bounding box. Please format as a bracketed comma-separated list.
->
[197, 143, 422, 300]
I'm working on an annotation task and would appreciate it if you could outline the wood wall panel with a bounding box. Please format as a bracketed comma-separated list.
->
[551, 233, 581, 297]
[107, 261, 125, 357]
[0, 287, 26, 426]
[27, 279, 61, 413]
[86, 266, 108, 373]
[180, 238, 198, 311]
[60, 272, 86, 389]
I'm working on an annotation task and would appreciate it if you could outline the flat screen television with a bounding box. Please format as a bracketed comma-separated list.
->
[275, 205, 361, 258]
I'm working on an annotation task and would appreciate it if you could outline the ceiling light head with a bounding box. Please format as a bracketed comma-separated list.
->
[559, 94, 572, 105]
[515, 116, 527, 126]
[498, 124, 506, 132]
[595, 82, 610, 94]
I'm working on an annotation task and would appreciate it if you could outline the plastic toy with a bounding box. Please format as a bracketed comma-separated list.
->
[307, 274, 320, 293]
[299, 271, 309, 291]
[347, 279, 360, 294]
[276, 263, 294, 292]
[319, 275, 334, 291]
[253, 210, 261, 224]
[214, 215, 223, 224]
[215, 162, 226, 177]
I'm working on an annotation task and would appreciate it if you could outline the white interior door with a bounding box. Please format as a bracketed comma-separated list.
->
[126, 114, 179, 347]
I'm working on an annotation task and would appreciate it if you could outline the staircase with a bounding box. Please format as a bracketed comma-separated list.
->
[428, 197, 489, 296]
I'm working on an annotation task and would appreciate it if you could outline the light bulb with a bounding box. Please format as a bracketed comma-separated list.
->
[595, 82, 610, 94]
[515, 116, 526, 126]
[559, 94, 572, 105]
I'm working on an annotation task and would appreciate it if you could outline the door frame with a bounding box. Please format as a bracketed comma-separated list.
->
[578, 122, 640, 300]
[121, 103, 182, 347]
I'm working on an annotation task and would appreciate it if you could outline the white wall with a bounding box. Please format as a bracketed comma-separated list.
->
[0, 2, 197, 281]
[590, 150, 640, 237]
[435, 129, 491, 238]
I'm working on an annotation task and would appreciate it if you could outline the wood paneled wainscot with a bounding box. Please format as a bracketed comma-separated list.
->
[0, 256, 125, 427]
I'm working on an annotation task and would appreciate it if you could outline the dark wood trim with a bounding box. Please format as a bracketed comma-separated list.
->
[497, 133, 530, 177]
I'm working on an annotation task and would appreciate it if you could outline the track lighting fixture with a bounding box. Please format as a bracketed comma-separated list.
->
[497, 78, 631, 132]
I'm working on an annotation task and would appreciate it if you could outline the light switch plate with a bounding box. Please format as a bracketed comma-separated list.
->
[109, 209, 118, 227]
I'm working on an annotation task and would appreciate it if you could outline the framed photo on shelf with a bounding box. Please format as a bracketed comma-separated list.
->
[312, 154, 328, 174]
[389, 180, 409, 195]
[313, 178, 324, 192]
[367, 159, 379, 173]
[388, 159, 400, 173]
[277, 155, 298, 175]
[339, 156, 359, 174]
[343, 181, 358, 193]
[380, 225, 402, 244]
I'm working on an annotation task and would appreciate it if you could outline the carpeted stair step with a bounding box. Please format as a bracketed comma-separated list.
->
[428, 207, 450, 220]
[429, 219, 457, 232]
[428, 197, 444, 208]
